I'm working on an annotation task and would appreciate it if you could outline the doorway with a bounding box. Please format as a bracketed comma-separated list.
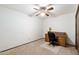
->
[76, 5, 79, 54]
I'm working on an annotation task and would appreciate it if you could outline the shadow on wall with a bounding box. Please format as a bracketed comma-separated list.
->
[66, 35, 74, 45]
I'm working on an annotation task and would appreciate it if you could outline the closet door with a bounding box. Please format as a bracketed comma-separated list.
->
[76, 5, 79, 53]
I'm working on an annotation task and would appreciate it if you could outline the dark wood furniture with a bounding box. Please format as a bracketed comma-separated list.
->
[45, 32, 67, 46]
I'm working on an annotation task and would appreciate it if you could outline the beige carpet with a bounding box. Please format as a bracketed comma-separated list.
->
[40, 43, 78, 55]
[40, 43, 62, 54]
[0, 39, 78, 55]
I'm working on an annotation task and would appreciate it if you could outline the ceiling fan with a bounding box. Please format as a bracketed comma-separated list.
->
[33, 4, 54, 16]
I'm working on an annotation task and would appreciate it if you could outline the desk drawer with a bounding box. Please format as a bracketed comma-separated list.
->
[58, 37, 66, 46]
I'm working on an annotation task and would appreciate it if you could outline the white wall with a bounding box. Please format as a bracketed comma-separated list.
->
[43, 13, 75, 45]
[0, 6, 43, 51]
[0, 5, 77, 52]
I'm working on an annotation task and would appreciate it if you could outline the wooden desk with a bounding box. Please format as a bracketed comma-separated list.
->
[45, 32, 67, 46]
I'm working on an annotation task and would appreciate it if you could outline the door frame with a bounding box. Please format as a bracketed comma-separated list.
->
[75, 5, 79, 49]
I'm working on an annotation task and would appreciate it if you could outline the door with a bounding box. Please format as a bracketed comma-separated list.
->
[76, 5, 79, 53]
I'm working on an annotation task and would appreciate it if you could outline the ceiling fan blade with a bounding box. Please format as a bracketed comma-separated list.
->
[45, 13, 49, 16]
[33, 11, 40, 16]
[47, 7, 54, 10]
[36, 13, 40, 16]
[33, 8, 39, 10]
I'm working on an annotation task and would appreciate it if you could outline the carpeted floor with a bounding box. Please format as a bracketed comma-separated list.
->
[40, 43, 78, 55]
[0, 39, 78, 55]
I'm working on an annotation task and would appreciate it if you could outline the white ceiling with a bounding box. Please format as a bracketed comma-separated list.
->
[0, 4, 77, 18]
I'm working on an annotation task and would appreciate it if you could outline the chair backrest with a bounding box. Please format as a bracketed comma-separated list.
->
[48, 32, 56, 38]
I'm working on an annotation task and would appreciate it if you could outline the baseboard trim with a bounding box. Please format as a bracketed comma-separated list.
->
[0, 38, 43, 53]
[66, 43, 75, 47]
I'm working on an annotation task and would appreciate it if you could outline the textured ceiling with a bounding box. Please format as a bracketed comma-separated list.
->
[0, 4, 77, 18]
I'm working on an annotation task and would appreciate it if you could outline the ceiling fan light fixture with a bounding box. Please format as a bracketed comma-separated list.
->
[40, 12, 46, 16]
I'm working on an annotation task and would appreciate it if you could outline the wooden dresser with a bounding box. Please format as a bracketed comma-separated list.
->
[45, 32, 67, 46]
